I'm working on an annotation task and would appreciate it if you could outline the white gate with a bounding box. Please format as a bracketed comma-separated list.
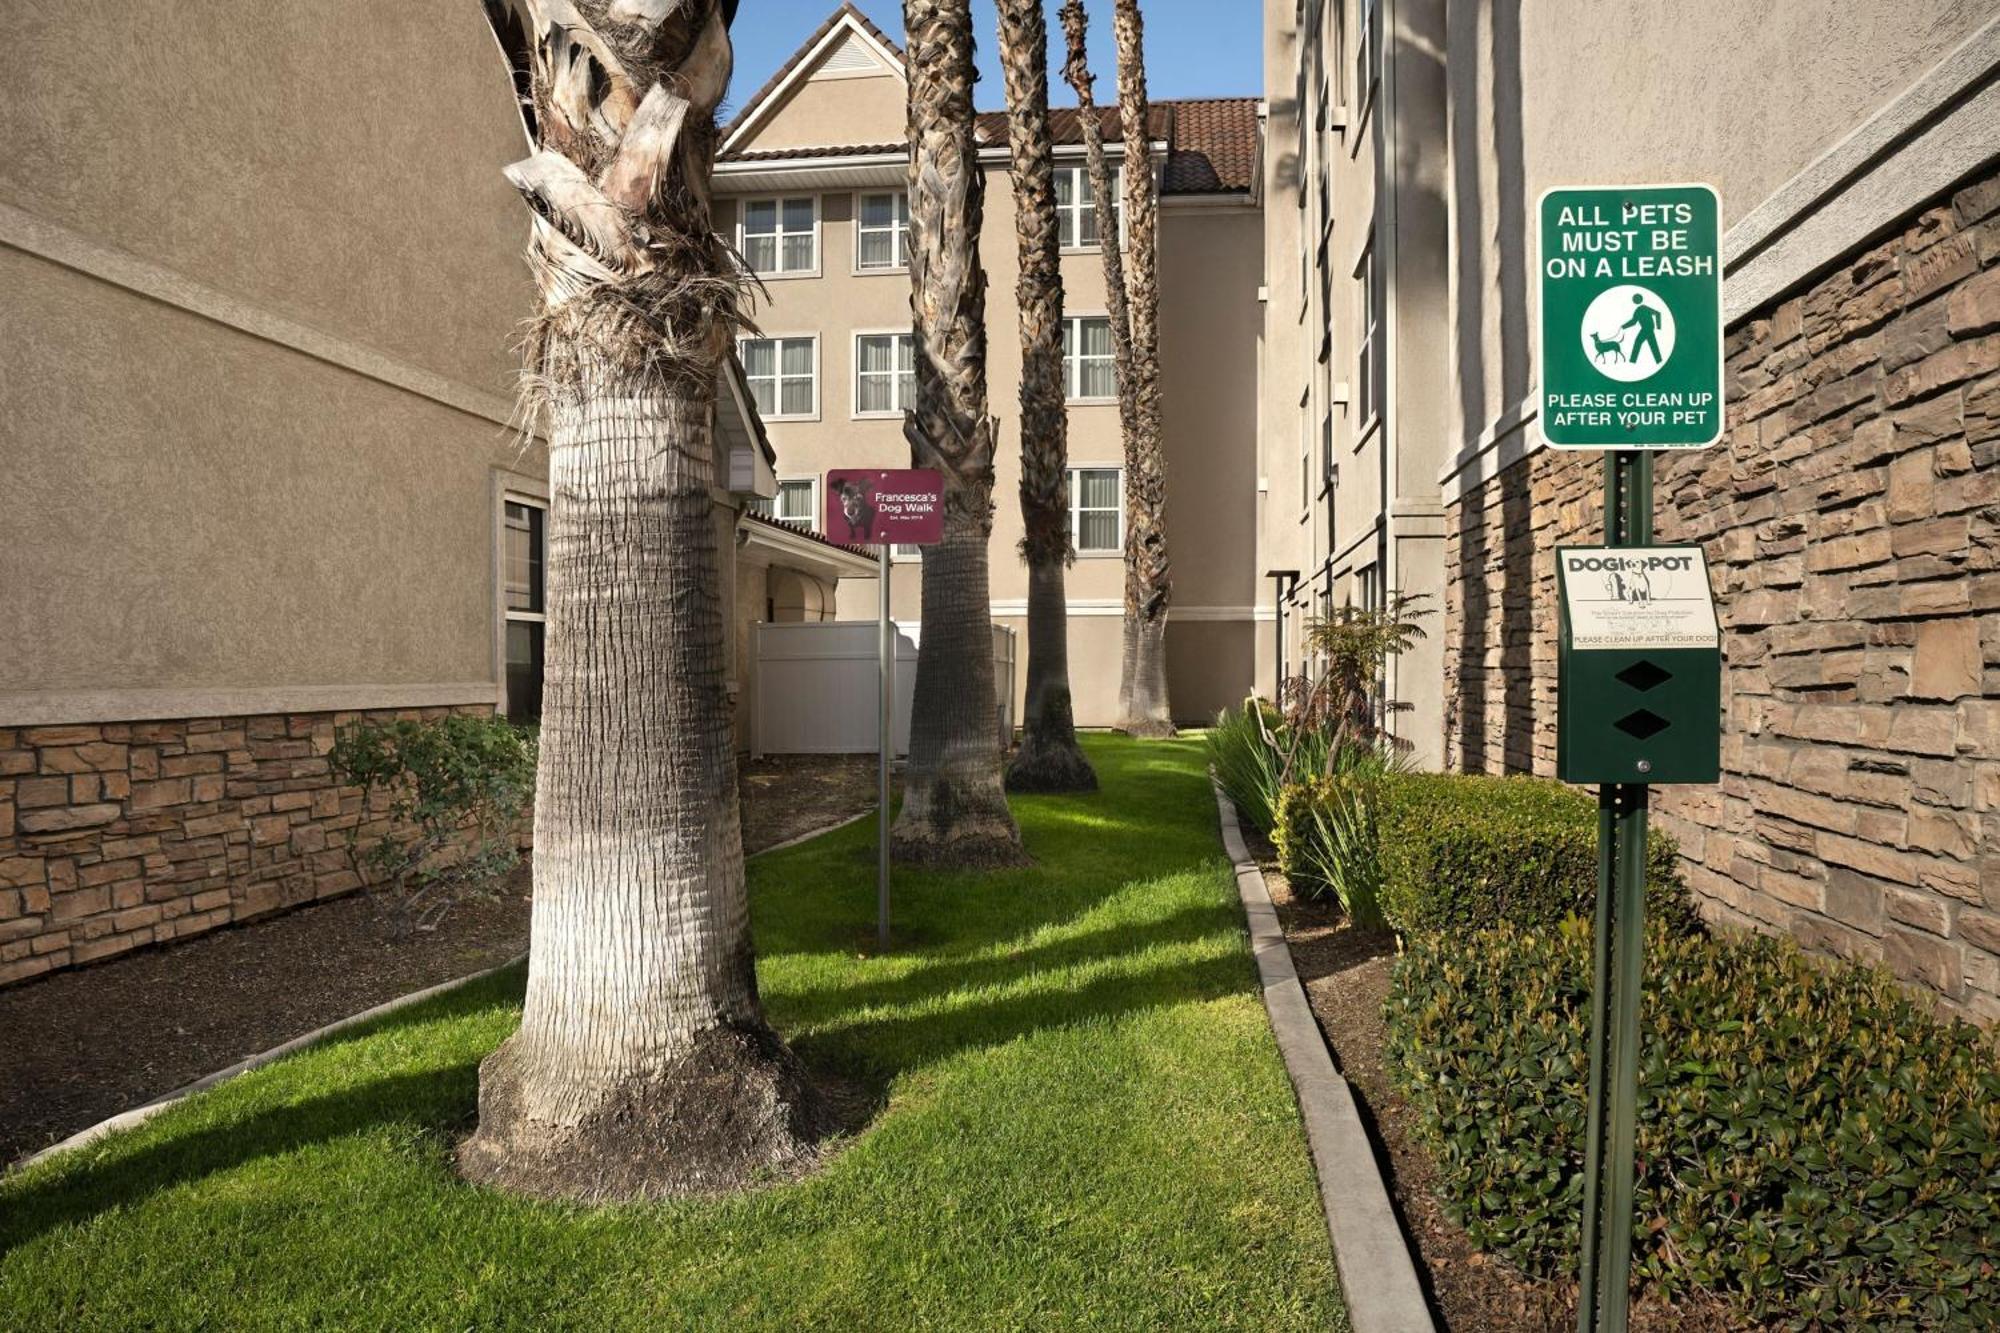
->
[751, 620, 1016, 757]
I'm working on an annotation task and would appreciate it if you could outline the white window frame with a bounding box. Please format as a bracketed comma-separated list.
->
[736, 196, 820, 278]
[1062, 314, 1117, 404]
[852, 329, 917, 419]
[1055, 163, 1124, 253]
[500, 489, 548, 724]
[1355, 237, 1379, 435]
[1355, 0, 1380, 123]
[1068, 465, 1124, 556]
[761, 475, 820, 526]
[738, 333, 820, 422]
[852, 191, 911, 273]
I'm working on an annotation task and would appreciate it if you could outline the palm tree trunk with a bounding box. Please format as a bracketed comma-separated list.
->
[460, 0, 824, 1202]
[998, 0, 1096, 795]
[1111, 0, 1175, 737]
[892, 0, 1030, 866]
[1060, 0, 1173, 740]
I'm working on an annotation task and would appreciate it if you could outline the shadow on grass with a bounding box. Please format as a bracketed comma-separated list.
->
[2, 940, 1253, 1251]
[776, 903, 1240, 1031]
[0, 1060, 483, 1254]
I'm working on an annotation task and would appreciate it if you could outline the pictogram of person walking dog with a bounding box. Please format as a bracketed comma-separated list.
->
[1589, 292, 1667, 368]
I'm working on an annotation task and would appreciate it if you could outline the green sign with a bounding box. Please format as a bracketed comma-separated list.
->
[1538, 184, 1722, 450]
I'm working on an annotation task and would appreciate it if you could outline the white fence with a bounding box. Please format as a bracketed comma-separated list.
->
[751, 620, 1016, 757]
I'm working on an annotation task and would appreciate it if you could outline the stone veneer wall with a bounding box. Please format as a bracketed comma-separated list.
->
[0, 705, 491, 987]
[1444, 167, 2000, 1024]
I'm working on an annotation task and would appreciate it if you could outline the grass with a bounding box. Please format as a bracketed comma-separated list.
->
[0, 735, 1345, 1331]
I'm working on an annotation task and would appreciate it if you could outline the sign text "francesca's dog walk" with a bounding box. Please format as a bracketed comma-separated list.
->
[823, 469, 945, 547]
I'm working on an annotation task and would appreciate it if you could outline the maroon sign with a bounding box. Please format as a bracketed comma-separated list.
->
[824, 468, 945, 547]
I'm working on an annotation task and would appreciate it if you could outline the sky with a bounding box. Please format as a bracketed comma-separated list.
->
[726, 1, 1263, 117]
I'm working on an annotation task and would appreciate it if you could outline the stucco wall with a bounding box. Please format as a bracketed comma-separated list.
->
[3, 0, 530, 399]
[734, 69, 909, 151]
[1444, 0, 1994, 461]
[1, 250, 535, 702]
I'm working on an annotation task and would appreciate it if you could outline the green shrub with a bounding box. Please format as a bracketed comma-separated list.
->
[328, 712, 536, 931]
[1384, 918, 2000, 1330]
[1207, 698, 1285, 834]
[1272, 750, 1399, 927]
[1374, 772, 1697, 937]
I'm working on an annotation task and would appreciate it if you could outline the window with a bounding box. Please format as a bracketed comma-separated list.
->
[1299, 393, 1312, 517]
[503, 497, 546, 725]
[1356, 0, 1379, 109]
[855, 332, 916, 415]
[1356, 239, 1379, 428]
[856, 192, 911, 270]
[750, 477, 818, 525]
[1063, 315, 1116, 401]
[739, 197, 816, 274]
[1070, 467, 1122, 553]
[1055, 165, 1121, 249]
[740, 336, 817, 418]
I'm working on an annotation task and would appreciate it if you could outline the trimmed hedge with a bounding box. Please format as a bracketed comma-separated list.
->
[1375, 772, 1698, 938]
[1385, 918, 2000, 1330]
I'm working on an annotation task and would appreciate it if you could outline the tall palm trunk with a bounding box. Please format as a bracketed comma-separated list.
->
[460, 0, 824, 1202]
[893, 0, 1030, 866]
[998, 0, 1095, 795]
[1111, 0, 1174, 737]
[1059, 0, 1173, 739]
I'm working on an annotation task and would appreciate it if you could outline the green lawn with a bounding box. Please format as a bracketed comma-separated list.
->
[0, 735, 1345, 1331]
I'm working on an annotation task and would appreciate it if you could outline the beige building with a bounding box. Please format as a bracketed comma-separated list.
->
[715, 4, 1266, 728]
[1258, 0, 1451, 766]
[1264, 0, 2000, 1021]
[0, 2, 864, 984]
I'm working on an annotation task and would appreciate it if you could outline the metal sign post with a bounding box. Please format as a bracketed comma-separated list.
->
[825, 467, 945, 951]
[1539, 185, 1724, 1333]
[877, 544, 893, 950]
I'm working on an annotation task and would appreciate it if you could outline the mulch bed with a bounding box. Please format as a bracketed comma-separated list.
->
[0, 755, 882, 1166]
[1250, 827, 1742, 1333]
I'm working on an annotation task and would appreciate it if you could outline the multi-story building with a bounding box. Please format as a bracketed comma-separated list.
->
[716, 4, 1266, 727]
[1257, 0, 1450, 766]
[1264, 0, 2000, 1022]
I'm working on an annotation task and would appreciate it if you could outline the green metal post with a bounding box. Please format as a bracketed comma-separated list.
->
[1579, 451, 1652, 1333]
[1575, 787, 1616, 1323]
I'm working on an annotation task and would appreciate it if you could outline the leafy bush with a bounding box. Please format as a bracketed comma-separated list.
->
[1207, 698, 1286, 834]
[328, 713, 536, 931]
[1385, 917, 2000, 1330]
[1272, 749, 1401, 927]
[1374, 772, 1697, 937]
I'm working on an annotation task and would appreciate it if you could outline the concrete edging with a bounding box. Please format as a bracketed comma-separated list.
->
[11, 804, 880, 1175]
[1211, 777, 1435, 1333]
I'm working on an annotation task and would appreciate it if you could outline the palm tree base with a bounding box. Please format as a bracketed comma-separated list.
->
[1116, 718, 1179, 740]
[890, 822, 1036, 869]
[1005, 733, 1099, 793]
[458, 1021, 832, 1202]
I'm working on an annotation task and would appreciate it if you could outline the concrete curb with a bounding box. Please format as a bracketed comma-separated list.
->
[1211, 777, 1435, 1333]
[11, 806, 876, 1175]
[11, 950, 528, 1174]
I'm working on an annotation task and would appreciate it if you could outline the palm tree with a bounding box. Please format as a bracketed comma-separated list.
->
[459, 0, 824, 1201]
[893, 0, 1030, 865]
[997, 0, 1096, 794]
[1110, 0, 1174, 737]
[1060, 0, 1174, 738]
